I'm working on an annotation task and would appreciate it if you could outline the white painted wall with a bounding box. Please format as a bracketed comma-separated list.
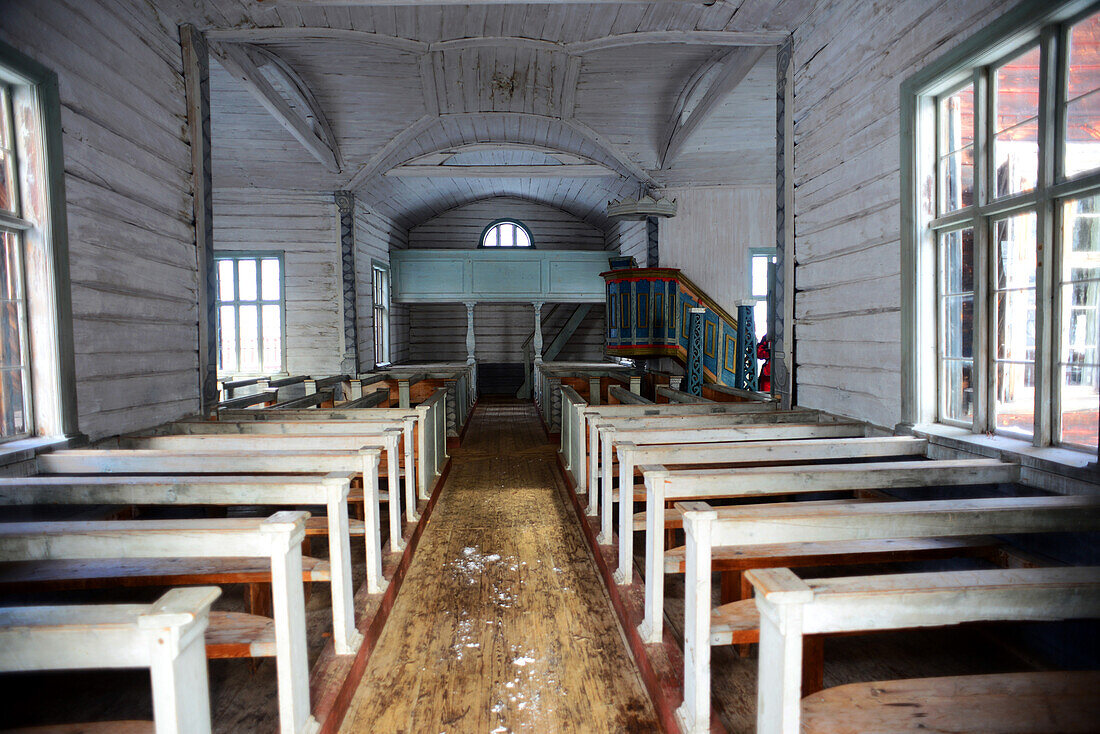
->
[790, 0, 1013, 429]
[408, 197, 605, 250]
[659, 186, 775, 316]
[354, 203, 408, 368]
[0, 1, 198, 441]
[606, 220, 648, 267]
[213, 189, 344, 377]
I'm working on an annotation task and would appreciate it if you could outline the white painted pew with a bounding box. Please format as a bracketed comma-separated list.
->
[655, 385, 713, 404]
[0, 587, 221, 734]
[744, 565, 1100, 734]
[636, 458, 1021, 643]
[0, 473, 366, 654]
[676, 497, 1100, 734]
[36, 448, 391, 588]
[605, 436, 930, 579]
[0, 512, 319, 734]
[120, 429, 417, 537]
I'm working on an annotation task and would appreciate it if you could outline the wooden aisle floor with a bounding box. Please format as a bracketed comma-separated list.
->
[339, 399, 659, 733]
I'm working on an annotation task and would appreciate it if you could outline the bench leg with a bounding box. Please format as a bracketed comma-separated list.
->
[147, 615, 214, 734]
[362, 454, 386, 595]
[269, 538, 320, 734]
[387, 440, 405, 553]
[639, 477, 665, 644]
[327, 496, 364, 656]
[801, 636, 824, 696]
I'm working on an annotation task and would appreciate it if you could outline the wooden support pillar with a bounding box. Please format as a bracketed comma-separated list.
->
[335, 191, 359, 374]
[629, 375, 642, 395]
[181, 25, 218, 416]
[465, 301, 476, 365]
[532, 301, 544, 363]
[303, 379, 317, 396]
[398, 379, 411, 409]
[588, 377, 601, 405]
[736, 300, 759, 392]
[686, 307, 706, 396]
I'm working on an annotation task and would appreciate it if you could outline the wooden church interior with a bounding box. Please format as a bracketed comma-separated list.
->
[0, 0, 1099, 732]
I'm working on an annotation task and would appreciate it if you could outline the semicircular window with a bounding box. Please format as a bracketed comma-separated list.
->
[480, 220, 533, 248]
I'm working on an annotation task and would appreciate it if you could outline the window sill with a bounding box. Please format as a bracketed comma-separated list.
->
[0, 435, 76, 469]
[909, 423, 1099, 489]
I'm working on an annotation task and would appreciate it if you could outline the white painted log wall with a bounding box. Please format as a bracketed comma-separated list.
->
[0, 1, 199, 441]
[408, 197, 605, 250]
[606, 220, 648, 267]
[790, 0, 1013, 429]
[405, 196, 607, 362]
[658, 186, 775, 315]
[212, 189, 344, 376]
[354, 203, 408, 368]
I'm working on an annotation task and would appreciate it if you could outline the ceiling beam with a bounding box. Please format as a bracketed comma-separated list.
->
[263, 0, 708, 5]
[659, 45, 767, 168]
[210, 41, 341, 173]
[386, 164, 619, 178]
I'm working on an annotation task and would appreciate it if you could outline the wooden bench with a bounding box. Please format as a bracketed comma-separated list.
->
[739, 564, 1100, 734]
[0, 472, 365, 654]
[636, 458, 1021, 643]
[675, 498, 1100, 733]
[607, 385, 652, 405]
[655, 385, 713, 404]
[605, 436, 930, 579]
[36, 448, 390, 590]
[270, 389, 336, 409]
[0, 587, 221, 734]
[119, 429, 416, 541]
[0, 512, 317, 734]
[217, 389, 279, 410]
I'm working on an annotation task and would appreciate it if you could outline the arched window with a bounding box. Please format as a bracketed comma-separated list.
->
[480, 220, 533, 248]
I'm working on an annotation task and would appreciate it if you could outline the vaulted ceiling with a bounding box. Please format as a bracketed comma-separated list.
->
[173, 1, 812, 229]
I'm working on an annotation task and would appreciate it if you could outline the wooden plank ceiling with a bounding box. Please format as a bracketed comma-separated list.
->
[176, 0, 814, 229]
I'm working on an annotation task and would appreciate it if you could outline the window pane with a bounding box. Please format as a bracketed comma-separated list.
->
[1059, 363, 1099, 450]
[0, 367, 26, 437]
[995, 288, 1036, 360]
[500, 223, 514, 246]
[515, 225, 531, 248]
[994, 46, 1040, 133]
[262, 304, 281, 373]
[261, 258, 280, 301]
[218, 305, 237, 373]
[1067, 11, 1100, 101]
[993, 119, 1038, 197]
[238, 304, 260, 373]
[943, 295, 974, 358]
[939, 84, 974, 153]
[237, 259, 257, 301]
[941, 227, 974, 294]
[0, 152, 13, 214]
[995, 361, 1035, 437]
[1063, 89, 1100, 178]
[942, 360, 974, 422]
[0, 231, 20, 301]
[939, 146, 975, 213]
[994, 212, 1037, 289]
[0, 301, 21, 369]
[217, 260, 234, 302]
[754, 300, 767, 343]
[751, 255, 770, 298]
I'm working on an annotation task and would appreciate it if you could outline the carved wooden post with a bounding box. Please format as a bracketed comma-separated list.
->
[532, 301, 544, 363]
[335, 191, 359, 374]
[686, 307, 706, 396]
[465, 301, 476, 364]
[736, 300, 759, 392]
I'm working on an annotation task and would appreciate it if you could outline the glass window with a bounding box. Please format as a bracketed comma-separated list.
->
[480, 220, 532, 248]
[938, 84, 975, 214]
[1064, 11, 1100, 178]
[749, 250, 776, 345]
[0, 85, 30, 441]
[216, 254, 283, 375]
[993, 46, 1041, 198]
[372, 264, 389, 366]
[992, 212, 1037, 438]
[1059, 195, 1100, 451]
[938, 227, 975, 424]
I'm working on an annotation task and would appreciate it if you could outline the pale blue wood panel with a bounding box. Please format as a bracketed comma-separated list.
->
[392, 249, 609, 303]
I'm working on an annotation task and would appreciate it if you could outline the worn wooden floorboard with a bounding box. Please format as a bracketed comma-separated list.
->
[339, 400, 658, 733]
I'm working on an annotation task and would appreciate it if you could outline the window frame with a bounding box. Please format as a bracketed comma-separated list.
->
[902, 0, 1100, 461]
[0, 41, 78, 449]
[214, 251, 286, 377]
[478, 219, 534, 249]
[372, 260, 390, 367]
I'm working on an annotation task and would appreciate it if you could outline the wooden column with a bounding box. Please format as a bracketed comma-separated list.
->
[465, 301, 476, 364]
[686, 307, 705, 396]
[532, 301, 544, 363]
[772, 35, 795, 410]
[335, 191, 359, 374]
[181, 25, 218, 415]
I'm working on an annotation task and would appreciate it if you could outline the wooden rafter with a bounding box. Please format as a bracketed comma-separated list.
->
[386, 164, 618, 178]
[210, 40, 342, 173]
[659, 45, 768, 168]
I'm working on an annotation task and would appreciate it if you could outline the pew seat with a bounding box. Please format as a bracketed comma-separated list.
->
[206, 611, 276, 658]
[800, 671, 1100, 734]
[304, 516, 364, 537]
[4, 723, 155, 733]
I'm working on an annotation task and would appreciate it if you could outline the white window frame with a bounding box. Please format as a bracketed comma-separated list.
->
[215, 251, 285, 377]
[902, 0, 1100, 465]
[372, 262, 390, 367]
[479, 219, 534, 248]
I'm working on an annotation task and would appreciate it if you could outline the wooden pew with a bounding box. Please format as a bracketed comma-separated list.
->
[0, 472, 366, 654]
[217, 389, 278, 410]
[675, 497, 1100, 734]
[636, 458, 1021, 643]
[119, 429, 416, 539]
[0, 587, 221, 734]
[270, 389, 335, 409]
[608, 385, 651, 405]
[36, 447, 392, 586]
[605, 436, 930, 581]
[655, 385, 713, 404]
[0, 512, 317, 734]
[741, 564, 1100, 734]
